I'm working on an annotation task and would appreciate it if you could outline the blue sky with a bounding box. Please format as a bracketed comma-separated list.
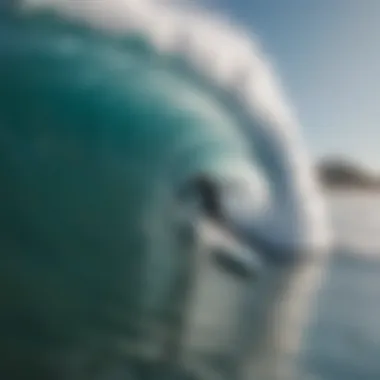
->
[202, 0, 380, 170]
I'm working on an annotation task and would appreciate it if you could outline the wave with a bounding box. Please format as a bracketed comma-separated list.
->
[0, 3, 335, 379]
[21, 0, 331, 254]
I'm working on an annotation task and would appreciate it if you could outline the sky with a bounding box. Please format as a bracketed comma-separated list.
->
[198, 0, 380, 171]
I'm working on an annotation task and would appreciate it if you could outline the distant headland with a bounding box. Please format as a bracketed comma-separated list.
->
[316, 158, 380, 191]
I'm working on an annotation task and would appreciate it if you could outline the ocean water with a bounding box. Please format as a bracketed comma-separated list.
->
[303, 192, 380, 380]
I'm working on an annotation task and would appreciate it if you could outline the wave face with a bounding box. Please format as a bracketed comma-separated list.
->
[1, 2, 331, 379]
